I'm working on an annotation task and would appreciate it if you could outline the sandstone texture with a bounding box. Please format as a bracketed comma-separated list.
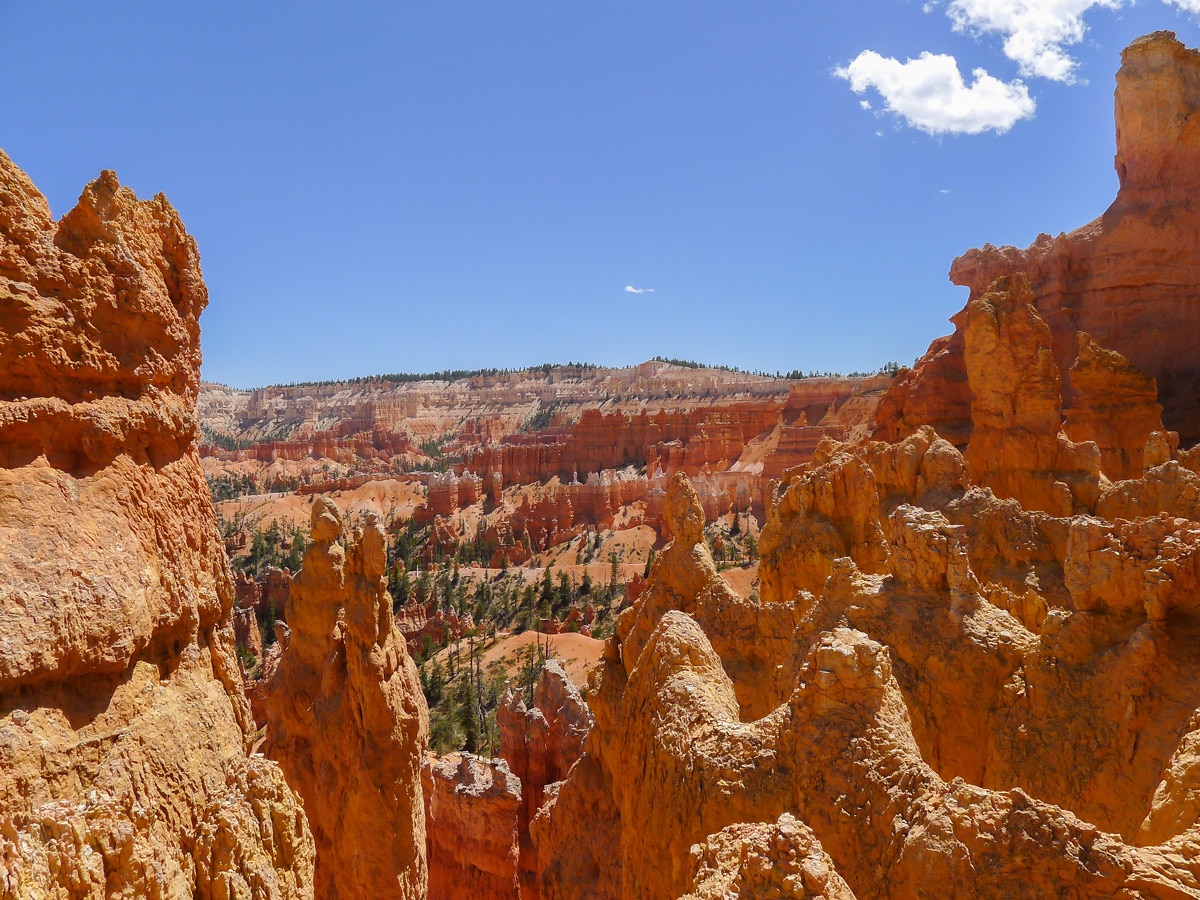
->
[531, 33, 1200, 899]
[536, 459, 1200, 898]
[0, 153, 314, 897]
[265, 498, 429, 900]
[679, 814, 856, 900]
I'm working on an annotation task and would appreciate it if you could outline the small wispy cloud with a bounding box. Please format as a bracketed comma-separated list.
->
[940, 188, 952, 193]
[624, 285, 655, 294]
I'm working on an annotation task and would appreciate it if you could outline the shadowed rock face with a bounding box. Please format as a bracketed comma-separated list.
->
[415, 658, 597, 900]
[497, 658, 594, 899]
[878, 31, 1200, 445]
[266, 498, 429, 900]
[423, 754, 523, 900]
[530, 33, 1200, 900]
[0, 152, 315, 897]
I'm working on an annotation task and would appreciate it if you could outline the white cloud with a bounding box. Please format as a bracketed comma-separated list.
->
[860, 99, 873, 109]
[940, 0, 1125, 82]
[1164, 0, 1200, 12]
[836, 50, 1035, 134]
[624, 285, 654, 293]
[940, 188, 952, 193]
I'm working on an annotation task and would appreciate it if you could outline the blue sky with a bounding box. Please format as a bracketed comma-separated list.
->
[2, 1, 1198, 387]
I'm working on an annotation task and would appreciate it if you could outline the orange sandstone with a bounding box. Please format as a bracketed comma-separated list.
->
[424, 754, 522, 900]
[266, 499, 428, 900]
[0, 152, 314, 897]
[498, 658, 594, 898]
[530, 33, 1200, 900]
[880, 31, 1200, 446]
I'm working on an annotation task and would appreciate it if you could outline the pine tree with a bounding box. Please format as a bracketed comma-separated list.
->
[643, 548, 656, 579]
[556, 571, 572, 614]
[457, 667, 479, 753]
[539, 567, 554, 618]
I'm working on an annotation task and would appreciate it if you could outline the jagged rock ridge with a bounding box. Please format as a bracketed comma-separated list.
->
[878, 31, 1200, 445]
[531, 32, 1200, 900]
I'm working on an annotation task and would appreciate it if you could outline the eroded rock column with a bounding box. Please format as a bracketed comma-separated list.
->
[266, 498, 429, 899]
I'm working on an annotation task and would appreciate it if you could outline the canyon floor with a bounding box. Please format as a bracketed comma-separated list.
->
[202, 358, 882, 755]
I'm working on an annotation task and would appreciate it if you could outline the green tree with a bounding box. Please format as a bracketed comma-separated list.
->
[455, 666, 479, 752]
[643, 548, 656, 579]
[414, 570, 432, 605]
[429, 706, 458, 753]
[424, 657, 446, 705]
[539, 567, 555, 618]
[555, 572, 572, 615]
[521, 639, 548, 699]
[745, 533, 759, 561]
[261, 597, 277, 648]
[389, 565, 411, 609]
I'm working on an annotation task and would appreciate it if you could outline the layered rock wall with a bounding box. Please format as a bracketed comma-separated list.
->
[464, 381, 889, 491]
[0, 153, 314, 897]
[465, 403, 783, 486]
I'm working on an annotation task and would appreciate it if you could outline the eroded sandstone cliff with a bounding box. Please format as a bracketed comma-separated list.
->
[877, 31, 1200, 446]
[0, 154, 315, 897]
[424, 754, 522, 900]
[538, 452, 1200, 898]
[498, 659, 594, 899]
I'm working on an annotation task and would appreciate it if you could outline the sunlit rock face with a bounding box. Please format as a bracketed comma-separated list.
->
[265, 497, 429, 900]
[423, 753, 522, 900]
[531, 32, 1200, 900]
[535, 451, 1200, 898]
[0, 152, 315, 898]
